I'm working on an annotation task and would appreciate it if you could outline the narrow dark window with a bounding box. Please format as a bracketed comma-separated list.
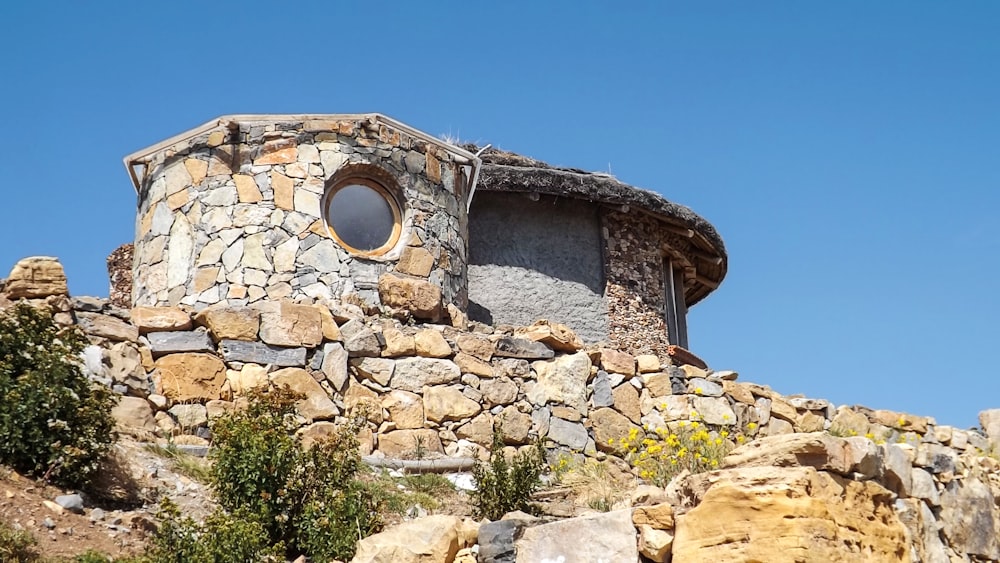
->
[664, 259, 689, 348]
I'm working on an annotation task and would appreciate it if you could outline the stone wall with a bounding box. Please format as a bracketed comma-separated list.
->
[131, 117, 468, 314]
[603, 210, 698, 358]
[467, 193, 607, 342]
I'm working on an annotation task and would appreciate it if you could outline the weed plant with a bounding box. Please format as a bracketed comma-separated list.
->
[471, 428, 545, 520]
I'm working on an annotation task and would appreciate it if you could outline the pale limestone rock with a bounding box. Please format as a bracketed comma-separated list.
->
[105, 341, 147, 390]
[498, 406, 532, 444]
[257, 300, 323, 348]
[352, 514, 460, 563]
[456, 412, 494, 446]
[940, 476, 999, 559]
[882, 443, 913, 496]
[241, 233, 272, 271]
[980, 409, 1000, 452]
[154, 353, 227, 402]
[424, 385, 482, 423]
[269, 367, 338, 422]
[382, 390, 424, 430]
[722, 380, 756, 405]
[528, 352, 590, 415]
[320, 342, 349, 391]
[391, 357, 461, 393]
[4, 257, 68, 299]
[169, 403, 208, 429]
[194, 305, 260, 341]
[164, 160, 191, 195]
[514, 320, 583, 353]
[600, 348, 635, 377]
[378, 273, 442, 322]
[691, 396, 736, 426]
[294, 189, 321, 217]
[166, 213, 193, 289]
[299, 239, 340, 270]
[272, 236, 299, 273]
[910, 467, 940, 505]
[672, 466, 909, 562]
[636, 354, 661, 374]
[313, 305, 342, 341]
[221, 238, 244, 272]
[454, 353, 493, 377]
[687, 377, 723, 397]
[590, 407, 640, 453]
[724, 432, 861, 477]
[344, 384, 381, 423]
[414, 328, 452, 358]
[378, 429, 444, 457]
[644, 374, 673, 397]
[638, 525, 674, 562]
[613, 383, 642, 424]
[297, 421, 338, 450]
[480, 377, 518, 406]
[111, 396, 157, 434]
[515, 509, 638, 563]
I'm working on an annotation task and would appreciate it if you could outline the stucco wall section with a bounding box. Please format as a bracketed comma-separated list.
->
[603, 210, 695, 358]
[468, 193, 606, 342]
[131, 118, 468, 310]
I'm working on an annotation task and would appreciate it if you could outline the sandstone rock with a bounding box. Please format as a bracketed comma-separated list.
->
[340, 318, 381, 357]
[218, 339, 306, 367]
[105, 341, 147, 391]
[314, 304, 342, 341]
[4, 257, 68, 299]
[599, 348, 635, 377]
[456, 412, 494, 446]
[636, 354, 661, 374]
[414, 329, 452, 358]
[514, 320, 583, 353]
[344, 384, 382, 423]
[269, 367, 338, 421]
[146, 330, 214, 356]
[722, 380, 756, 405]
[638, 525, 673, 562]
[527, 352, 590, 414]
[632, 502, 674, 529]
[672, 466, 909, 562]
[454, 353, 493, 377]
[498, 406, 532, 445]
[493, 337, 554, 360]
[194, 305, 260, 341]
[378, 429, 444, 457]
[515, 509, 638, 563]
[297, 421, 338, 450]
[378, 273, 442, 322]
[131, 306, 192, 333]
[723, 432, 864, 477]
[205, 399, 234, 421]
[395, 246, 436, 278]
[613, 383, 642, 424]
[456, 334, 494, 361]
[256, 301, 323, 348]
[424, 386, 482, 423]
[382, 328, 416, 357]
[643, 374, 673, 398]
[872, 409, 929, 434]
[75, 312, 139, 342]
[591, 408, 639, 453]
[351, 357, 395, 386]
[111, 396, 157, 434]
[895, 498, 949, 563]
[392, 357, 461, 393]
[225, 364, 269, 396]
[352, 514, 459, 563]
[154, 353, 227, 401]
[382, 390, 424, 430]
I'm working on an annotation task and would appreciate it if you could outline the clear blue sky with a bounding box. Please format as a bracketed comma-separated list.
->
[1, 2, 997, 428]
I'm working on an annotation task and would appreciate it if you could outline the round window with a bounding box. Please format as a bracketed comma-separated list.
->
[324, 173, 402, 255]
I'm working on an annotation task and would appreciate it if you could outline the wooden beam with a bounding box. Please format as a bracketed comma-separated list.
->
[690, 248, 723, 265]
[664, 224, 694, 238]
[695, 274, 720, 289]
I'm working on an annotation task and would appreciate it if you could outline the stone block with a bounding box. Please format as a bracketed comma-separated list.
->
[339, 318, 381, 357]
[382, 328, 416, 357]
[218, 339, 306, 367]
[528, 352, 590, 414]
[514, 320, 583, 353]
[515, 510, 638, 563]
[256, 301, 323, 348]
[131, 306, 192, 333]
[591, 407, 640, 453]
[352, 514, 460, 563]
[395, 246, 435, 277]
[320, 342, 349, 391]
[391, 357, 461, 393]
[599, 348, 635, 377]
[455, 353, 493, 377]
[378, 273, 442, 322]
[382, 390, 424, 430]
[351, 357, 395, 386]
[269, 367, 338, 422]
[493, 337, 554, 360]
[480, 377, 518, 406]
[414, 328, 452, 358]
[424, 385, 482, 422]
[75, 312, 139, 342]
[153, 352, 227, 402]
[146, 330, 215, 356]
[111, 396, 157, 434]
[169, 403, 208, 429]
[378, 429, 444, 458]
[546, 417, 588, 450]
[194, 305, 260, 341]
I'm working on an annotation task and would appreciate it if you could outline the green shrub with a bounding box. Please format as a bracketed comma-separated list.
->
[0, 519, 39, 562]
[204, 388, 381, 561]
[143, 499, 283, 563]
[0, 303, 116, 487]
[470, 427, 545, 520]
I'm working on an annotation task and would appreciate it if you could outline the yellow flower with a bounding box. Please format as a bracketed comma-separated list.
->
[746, 422, 758, 430]
[695, 387, 703, 395]
[722, 414, 730, 421]
[864, 432, 875, 440]
[736, 435, 746, 444]
[711, 459, 719, 467]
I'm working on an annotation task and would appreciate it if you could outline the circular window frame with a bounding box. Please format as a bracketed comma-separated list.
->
[322, 164, 404, 257]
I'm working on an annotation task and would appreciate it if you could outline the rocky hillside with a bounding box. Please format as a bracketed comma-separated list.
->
[3, 255, 1000, 562]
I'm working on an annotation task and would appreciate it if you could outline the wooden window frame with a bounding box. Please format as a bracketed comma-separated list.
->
[664, 258, 689, 349]
[323, 165, 403, 257]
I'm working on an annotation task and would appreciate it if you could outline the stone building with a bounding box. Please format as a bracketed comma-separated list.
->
[124, 114, 726, 357]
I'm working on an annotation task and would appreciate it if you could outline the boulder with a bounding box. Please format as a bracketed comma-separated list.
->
[218, 339, 306, 367]
[352, 514, 460, 563]
[672, 466, 909, 562]
[382, 328, 416, 357]
[590, 408, 640, 453]
[480, 377, 518, 406]
[75, 312, 139, 342]
[168, 403, 208, 429]
[339, 318, 381, 357]
[378, 273, 443, 322]
[414, 329, 452, 358]
[4, 257, 68, 299]
[456, 334, 494, 361]
[378, 429, 444, 458]
[599, 348, 635, 377]
[320, 342, 349, 391]
[939, 476, 1000, 559]
[351, 357, 395, 386]
[153, 353, 227, 402]
[269, 367, 338, 421]
[111, 396, 157, 434]
[382, 390, 424, 430]
[546, 417, 588, 451]
[723, 432, 863, 477]
[514, 320, 583, 353]
[130, 306, 192, 333]
[515, 509, 638, 563]
[225, 363, 269, 396]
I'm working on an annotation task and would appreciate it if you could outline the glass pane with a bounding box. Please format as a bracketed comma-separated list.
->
[327, 184, 396, 251]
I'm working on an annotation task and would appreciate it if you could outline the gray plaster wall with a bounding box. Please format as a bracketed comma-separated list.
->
[467, 192, 607, 342]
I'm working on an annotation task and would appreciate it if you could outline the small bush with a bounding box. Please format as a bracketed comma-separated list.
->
[0, 520, 39, 562]
[471, 427, 545, 520]
[0, 303, 116, 487]
[143, 499, 283, 563]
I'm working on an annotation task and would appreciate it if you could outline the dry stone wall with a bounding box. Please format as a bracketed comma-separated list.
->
[8, 255, 1000, 562]
[131, 117, 468, 314]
